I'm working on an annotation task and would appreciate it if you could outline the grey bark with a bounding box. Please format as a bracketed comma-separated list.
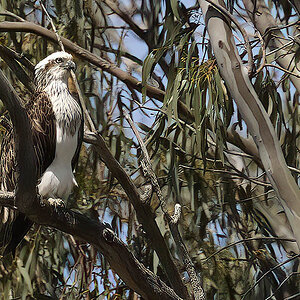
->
[243, 0, 300, 93]
[198, 0, 300, 251]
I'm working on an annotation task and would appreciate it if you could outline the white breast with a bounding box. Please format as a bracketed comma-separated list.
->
[37, 80, 82, 200]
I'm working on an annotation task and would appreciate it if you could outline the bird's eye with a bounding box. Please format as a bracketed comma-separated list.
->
[55, 57, 63, 63]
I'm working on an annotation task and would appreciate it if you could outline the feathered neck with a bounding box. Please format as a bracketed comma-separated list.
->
[34, 67, 69, 93]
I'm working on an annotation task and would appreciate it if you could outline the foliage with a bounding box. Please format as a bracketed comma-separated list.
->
[0, 0, 299, 299]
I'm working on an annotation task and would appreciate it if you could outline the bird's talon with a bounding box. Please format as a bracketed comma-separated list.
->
[47, 198, 65, 208]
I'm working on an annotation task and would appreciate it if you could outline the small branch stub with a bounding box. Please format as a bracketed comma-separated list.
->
[171, 204, 182, 224]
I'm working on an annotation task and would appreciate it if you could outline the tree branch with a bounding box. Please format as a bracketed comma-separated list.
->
[30, 203, 183, 300]
[0, 69, 183, 300]
[0, 20, 193, 123]
[83, 130, 190, 299]
[0, 21, 164, 101]
[0, 69, 37, 214]
[199, 0, 300, 251]
[124, 113, 205, 300]
[0, 45, 35, 93]
[0, 46, 189, 298]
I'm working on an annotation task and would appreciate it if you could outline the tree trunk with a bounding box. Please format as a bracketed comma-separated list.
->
[198, 0, 300, 251]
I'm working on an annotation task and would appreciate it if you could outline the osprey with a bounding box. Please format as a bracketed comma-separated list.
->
[0, 52, 83, 254]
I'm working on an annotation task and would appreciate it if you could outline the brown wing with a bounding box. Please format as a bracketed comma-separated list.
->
[0, 92, 56, 255]
[26, 91, 56, 177]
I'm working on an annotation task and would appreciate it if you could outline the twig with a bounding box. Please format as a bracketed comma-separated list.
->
[242, 254, 300, 300]
[265, 34, 300, 57]
[204, 0, 254, 76]
[71, 71, 96, 132]
[265, 272, 300, 300]
[125, 112, 206, 300]
[264, 63, 300, 78]
[255, 30, 266, 75]
[40, 3, 65, 52]
[0, 10, 25, 22]
[124, 112, 165, 209]
[201, 237, 296, 262]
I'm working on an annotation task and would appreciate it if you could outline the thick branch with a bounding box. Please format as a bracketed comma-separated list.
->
[84, 131, 190, 299]
[199, 0, 300, 250]
[0, 196, 182, 299]
[30, 204, 183, 300]
[0, 21, 164, 101]
[0, 69, 182, 300]
[0, 69, 37, 213]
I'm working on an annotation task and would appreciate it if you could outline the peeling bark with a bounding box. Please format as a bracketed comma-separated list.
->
[198, 0, 300, 250]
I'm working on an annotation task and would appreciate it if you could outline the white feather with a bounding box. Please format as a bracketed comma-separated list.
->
[36, 53, 82, 201]
[35, 52, 72, 71]
[37, 127, 78, 200]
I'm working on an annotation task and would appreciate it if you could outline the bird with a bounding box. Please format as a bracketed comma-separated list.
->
[0, 51, 83, 255]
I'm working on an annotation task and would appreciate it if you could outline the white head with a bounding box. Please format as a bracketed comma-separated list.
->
[34, 52, 76, 90]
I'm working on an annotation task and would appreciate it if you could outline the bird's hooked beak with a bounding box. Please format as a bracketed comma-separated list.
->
[63, 60, 76, 71]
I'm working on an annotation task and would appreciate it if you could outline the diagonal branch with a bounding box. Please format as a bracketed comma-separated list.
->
[125, 113, 205, 300]
[83, 130, 190, 299]
[0, 69, 182, 300]
[0, 21, 164, 101]
[0, 20, 193, 122]
[0, 194, 182, 300]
